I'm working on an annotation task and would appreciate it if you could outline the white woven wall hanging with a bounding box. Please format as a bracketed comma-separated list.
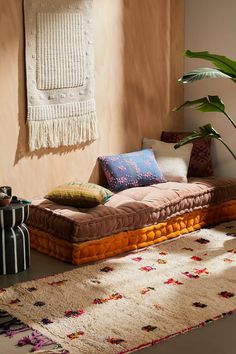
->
[24, 0, 97, 151]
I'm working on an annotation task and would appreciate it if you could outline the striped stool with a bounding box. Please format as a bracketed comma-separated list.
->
[0, 202, 30, 274]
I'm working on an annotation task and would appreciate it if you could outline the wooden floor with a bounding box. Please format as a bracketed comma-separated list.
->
[0, 249, 236, 354]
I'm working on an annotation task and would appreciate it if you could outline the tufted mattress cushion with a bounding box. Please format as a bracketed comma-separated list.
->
[28, 177, 236, 243]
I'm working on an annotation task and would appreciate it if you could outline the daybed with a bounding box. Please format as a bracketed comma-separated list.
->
[27, 176, 236, 265]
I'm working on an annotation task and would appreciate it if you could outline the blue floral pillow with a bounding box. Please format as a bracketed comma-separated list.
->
[98, 149, 166, 192]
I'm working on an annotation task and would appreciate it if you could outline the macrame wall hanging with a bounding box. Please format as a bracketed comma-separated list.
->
[24, 0, 97, 151]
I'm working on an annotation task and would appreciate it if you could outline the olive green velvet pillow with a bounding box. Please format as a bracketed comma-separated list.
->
[45, 182, 113, 208]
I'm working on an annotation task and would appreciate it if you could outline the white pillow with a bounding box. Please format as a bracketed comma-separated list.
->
[142, 138, 193, 183]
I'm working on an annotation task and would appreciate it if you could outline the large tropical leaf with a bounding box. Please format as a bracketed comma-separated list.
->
[185, 50, 236, 78]
[179, 68, 232, 84]
[174, 124, 221, 150]
[174, 124, 236, 159]
[173, 95, 225, 113]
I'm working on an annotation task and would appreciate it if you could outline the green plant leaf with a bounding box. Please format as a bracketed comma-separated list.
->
[173, 95, 225, 113]
[174, 124, 236, 159]
[179, 68, 232, 84]
[174, 124, 221, 149]
[185, 50, 236, 77]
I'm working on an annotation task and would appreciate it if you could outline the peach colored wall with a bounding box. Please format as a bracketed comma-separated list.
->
[185, 0, 236, 177]
[0, 0, 184, 198]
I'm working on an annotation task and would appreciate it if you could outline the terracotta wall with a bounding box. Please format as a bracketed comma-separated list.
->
[0, 0, 184, 198]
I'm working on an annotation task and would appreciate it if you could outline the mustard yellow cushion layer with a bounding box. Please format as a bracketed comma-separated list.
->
[45, 182, 113, 208]
[30, 200, 236, 265]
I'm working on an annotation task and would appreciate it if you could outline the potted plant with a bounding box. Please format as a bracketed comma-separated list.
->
[174, 50, 236, 160]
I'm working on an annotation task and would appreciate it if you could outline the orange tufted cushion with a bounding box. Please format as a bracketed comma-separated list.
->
[29, 200, 236, 265]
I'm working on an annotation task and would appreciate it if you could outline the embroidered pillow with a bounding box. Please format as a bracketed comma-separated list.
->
[45, 182, 113, 208]
[98, 149, 166, 192]
[161, 131, 213, 177]
[142, 138, 193, 183]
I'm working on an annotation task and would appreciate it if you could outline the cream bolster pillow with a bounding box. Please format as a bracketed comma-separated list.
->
[142, 138, 193, 183]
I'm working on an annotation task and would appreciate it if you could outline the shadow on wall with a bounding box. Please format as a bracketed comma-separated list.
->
[122, 0, 184, 153]
[89, 0, 184, 183]
[14, 0, 184, 181]
[88, 160, 108, 186]
[14, 0, 94, 166]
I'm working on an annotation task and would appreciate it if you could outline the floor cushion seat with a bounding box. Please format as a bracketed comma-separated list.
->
[27, 177, 236, 264]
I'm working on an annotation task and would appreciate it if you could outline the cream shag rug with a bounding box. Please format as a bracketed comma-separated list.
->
[0, 221, 236, 353]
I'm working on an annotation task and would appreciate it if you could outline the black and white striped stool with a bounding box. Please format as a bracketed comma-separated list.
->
[0, 202, 30, 274]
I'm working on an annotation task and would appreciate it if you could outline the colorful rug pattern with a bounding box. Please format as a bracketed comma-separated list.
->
[0, 221, 236, 353]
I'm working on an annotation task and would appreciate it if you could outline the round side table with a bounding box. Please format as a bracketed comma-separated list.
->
[0, 201, 30, 275]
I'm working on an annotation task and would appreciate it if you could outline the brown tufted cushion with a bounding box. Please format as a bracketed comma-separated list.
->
[161, 131, 213, 177]
[28, 177, 236, 243]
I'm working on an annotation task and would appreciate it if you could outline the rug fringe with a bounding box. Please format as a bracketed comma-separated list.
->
[0, 317, 26, 335]
[18, 329, 56, 352]
[28, 112, 98, 151]
[0, 310, 9, 318]
[0, 311, 67, 354]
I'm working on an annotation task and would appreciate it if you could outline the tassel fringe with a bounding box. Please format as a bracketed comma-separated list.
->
[28, 113, 98, 151]
[18, 330, 55, 352]
[0, 311, 67, 353]
[0, 310, 9, 318]
[0, 317, 26, 335]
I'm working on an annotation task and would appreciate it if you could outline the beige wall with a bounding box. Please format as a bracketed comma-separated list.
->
[0, 0, 184, 198]
[185, 0, 236, 177]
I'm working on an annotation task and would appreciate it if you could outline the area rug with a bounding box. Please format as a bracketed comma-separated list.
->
[0, 221, 236, 353]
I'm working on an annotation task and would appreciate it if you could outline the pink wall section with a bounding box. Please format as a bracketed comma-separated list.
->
[0, 0, 184, 198]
